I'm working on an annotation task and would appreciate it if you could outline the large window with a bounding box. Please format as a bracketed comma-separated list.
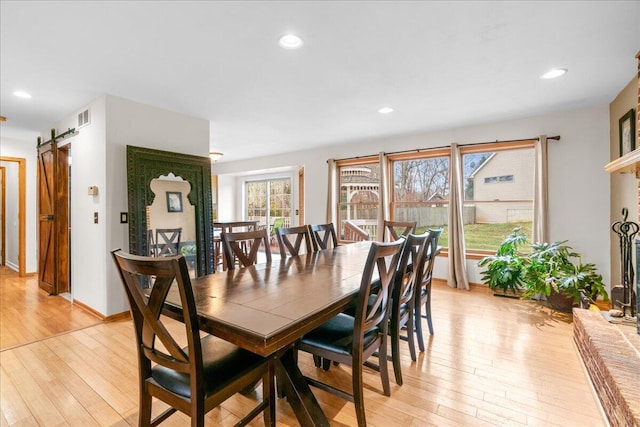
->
[387, 142, 535, 251]
[246, 178, 291, 228]
[389, 150, 450, 247]
[337, 159, 379, 242]
[461, 143, 534, 251]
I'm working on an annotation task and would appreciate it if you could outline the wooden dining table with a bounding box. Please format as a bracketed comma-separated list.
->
[160, 241, 374, 427]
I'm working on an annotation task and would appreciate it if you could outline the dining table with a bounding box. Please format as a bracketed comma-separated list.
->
[160, 240, 375, 427]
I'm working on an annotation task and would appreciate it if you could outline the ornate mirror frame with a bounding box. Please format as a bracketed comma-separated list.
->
[126, 145, 215, 275]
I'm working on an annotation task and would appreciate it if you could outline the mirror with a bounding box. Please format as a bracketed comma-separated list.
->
[148, 175, 197, 277]
[127, 145, 215, 276]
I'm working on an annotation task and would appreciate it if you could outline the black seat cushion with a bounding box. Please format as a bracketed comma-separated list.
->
[152, 335, 265, 398]
[299, 313, 382, 356]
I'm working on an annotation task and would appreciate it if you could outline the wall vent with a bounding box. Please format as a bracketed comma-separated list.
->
[77, 109, 90, 128]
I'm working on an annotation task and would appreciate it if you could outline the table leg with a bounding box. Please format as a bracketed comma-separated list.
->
[275, 348, 329, 427]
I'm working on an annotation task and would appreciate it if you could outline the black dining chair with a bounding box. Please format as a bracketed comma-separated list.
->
[275, 225, 313, 257]
[295, 239, 404, 427]
[382, 220, 416, 242]
[415, 227, 443, 351]
[155, 228, 182, 257]
[388, 232, 428, 385]
[110, 249, 275, 427]
[221, 228, 272, 269]
[308, 223, 339, 251]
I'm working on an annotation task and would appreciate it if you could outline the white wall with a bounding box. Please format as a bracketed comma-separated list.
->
[609, 76, 638, 290]
[51, 95, 210, 316]
[214, 106, 612, 290]
[0, 137, 38, 273]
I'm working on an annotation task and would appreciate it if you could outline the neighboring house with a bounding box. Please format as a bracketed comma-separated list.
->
[469, 149, 535, 224]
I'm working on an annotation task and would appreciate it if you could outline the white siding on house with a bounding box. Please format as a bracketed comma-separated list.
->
[471, 149, 534, 223]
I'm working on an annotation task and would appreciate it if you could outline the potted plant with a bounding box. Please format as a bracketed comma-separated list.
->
[522, 240, 609, 312]
[478, 228, 528, 296]
[479, 229, 609, 311]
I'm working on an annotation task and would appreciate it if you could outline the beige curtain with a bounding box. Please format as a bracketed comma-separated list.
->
[326, 159, 338, 225]
[533, 136, 549, 244]
[377, 152, 390, 241]
[447, 143, 469, 290]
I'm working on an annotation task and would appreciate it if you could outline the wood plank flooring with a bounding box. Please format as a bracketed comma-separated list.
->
[0, 267, 102, 351]
[0, 270, 607, 426]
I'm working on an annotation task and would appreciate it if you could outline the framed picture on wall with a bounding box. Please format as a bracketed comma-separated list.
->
[166, 191, 183, 213]
[619, 108, 636, 156]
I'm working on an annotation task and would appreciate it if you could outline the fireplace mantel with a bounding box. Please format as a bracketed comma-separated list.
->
[605, 148, 640, 175]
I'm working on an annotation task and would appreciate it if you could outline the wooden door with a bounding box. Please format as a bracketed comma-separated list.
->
[37, 142, 70, 294]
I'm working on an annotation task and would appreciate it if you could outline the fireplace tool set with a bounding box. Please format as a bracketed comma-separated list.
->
[611, 208, 638, 320]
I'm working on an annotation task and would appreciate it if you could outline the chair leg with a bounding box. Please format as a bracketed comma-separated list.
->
[378, 337, 391, 397]
[425, 289, 434, 335]
[322, 358, 331, 371]
[390, 319, 403, 386]
[139, 389, 152, 427]
[352, 362, 367, 427]
[415, 300, 425, 352]
[406, 311, 417, 362]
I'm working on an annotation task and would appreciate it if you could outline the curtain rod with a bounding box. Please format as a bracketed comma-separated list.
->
[329, 135, 560, 163]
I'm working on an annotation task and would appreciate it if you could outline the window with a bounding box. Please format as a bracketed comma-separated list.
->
[245, 178, 291, 228]
[461, 143, 534, 251]
[336, 159, 379, 242]
[484, 174, 514, 184]
[389, 150, 450, 247]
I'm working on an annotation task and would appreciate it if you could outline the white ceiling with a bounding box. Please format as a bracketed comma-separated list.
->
[1, 1, 639, 162]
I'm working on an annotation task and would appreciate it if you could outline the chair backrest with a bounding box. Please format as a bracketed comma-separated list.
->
[111, 250, 203, 390]
[308, 223, 338, 251]
[393, 233, 429, 311]
[214, 221, 257, 233]
[275, 225, 313, 257]
[156, 228, 182, 256]
[353, 240, 404, 347]
[383, 220, 416, 242]
[221, 228, 272, 269]
[416, 227, 443, 293]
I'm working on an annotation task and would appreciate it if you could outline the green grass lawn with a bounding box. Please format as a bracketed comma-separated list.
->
[416, 221, 532, 251]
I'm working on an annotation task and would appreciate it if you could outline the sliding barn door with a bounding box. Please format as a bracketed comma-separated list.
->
[37, 142, 70, 294]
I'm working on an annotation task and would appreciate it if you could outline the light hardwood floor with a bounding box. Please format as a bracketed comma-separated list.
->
[0, 268, 102, 351]
[0, 268, 606, 426]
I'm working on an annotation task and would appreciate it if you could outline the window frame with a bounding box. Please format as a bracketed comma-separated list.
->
[335, 156, 380, 244]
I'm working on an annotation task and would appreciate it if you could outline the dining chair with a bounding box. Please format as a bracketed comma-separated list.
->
[275, 225, 313, 257]
[308, 223, 339, 251]
[415, 227, 443, 351]
[221, 228, 272, 269]
[295, 239, 404, 427]
[110, 249, 275, 427]
[383, 220, 416, 242]
[155, 228, 182, 257]
[388, 232, 428, 385]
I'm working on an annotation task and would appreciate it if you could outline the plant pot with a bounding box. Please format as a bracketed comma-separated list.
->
[547, 289, 575, 312]
[492, 288, 524, 299]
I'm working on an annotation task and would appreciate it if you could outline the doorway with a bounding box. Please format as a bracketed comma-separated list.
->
[245, 178, 292, 229]
[0, 156, 26, 276]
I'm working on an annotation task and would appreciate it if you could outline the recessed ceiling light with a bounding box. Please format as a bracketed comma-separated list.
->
[378, 107, 394, 114]
[279, 34, 304, 50]
[13, 90, 32, 99]
[540, 68, 567, 79]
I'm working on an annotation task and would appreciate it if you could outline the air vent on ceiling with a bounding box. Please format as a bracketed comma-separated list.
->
[77, 109, 90, 128]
